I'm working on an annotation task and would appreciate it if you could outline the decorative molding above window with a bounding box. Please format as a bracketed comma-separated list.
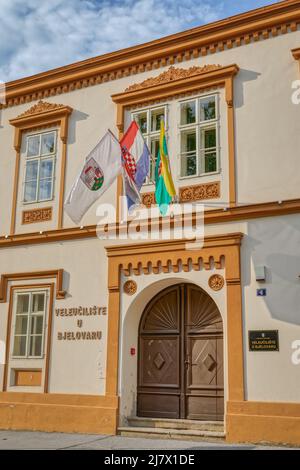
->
[292, 47, 300, 60]
[125, 65, 221, 92]
[22, 207, 53, 225]
[0, 269, 66, 303]
[112, 64, 239, 132]
[179, 181, 221, 202]
[16, 100, 69, 118]
[10, 100, 73, 150]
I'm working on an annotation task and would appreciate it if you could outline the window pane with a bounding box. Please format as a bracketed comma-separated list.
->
[25, 160, 38, 181]
[24, 180, 37, 202]
[134, 112, 147, 134]
[40, 159, 53, 179]
[181, 154, 197, 177]
[29, 335, 42, 357]
[200, 96, 216, 121]
[32, 293, 45, 313]
[27, 135, 40, 157]
[181, 130, 196, 153]
[150, 139, 159, 182]
[180, 101, 196, 125]
[15, 316, 28, 335]
[30, 316, 44, 335]
[151, 108, 164, 132]
[201, 127, 216, 149]
[204, 152, 217, 173]
[38, 179, 52, 200]
[16, 294, 30, 314]
[13, 336, 26, 356]
[41, 133, 55, 155]
[150, 139, 159, 159]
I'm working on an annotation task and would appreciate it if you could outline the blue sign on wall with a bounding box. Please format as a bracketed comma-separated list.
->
[257, 288, 267, 297]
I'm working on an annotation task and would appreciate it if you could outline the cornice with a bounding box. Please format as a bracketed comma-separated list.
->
[0, 198, 299, 249]
[124, 64, 222, 92]
[105, 233, 244, 258]
[2, 0, 300, 108]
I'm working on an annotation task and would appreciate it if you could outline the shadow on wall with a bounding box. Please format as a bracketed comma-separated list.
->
[242, 216, 300, 325]
[68, 109, 89, 145]
[234, 68, 261, 109]
[63, 270, 71, 299]
[233, 68, 260, 204]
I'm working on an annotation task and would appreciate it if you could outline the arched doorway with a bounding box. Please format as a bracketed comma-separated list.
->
[137, 283, 224, 420]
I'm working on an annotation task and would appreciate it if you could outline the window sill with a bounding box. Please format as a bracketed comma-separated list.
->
[23, 198, 54, 206]
[178, 170, 221, 181]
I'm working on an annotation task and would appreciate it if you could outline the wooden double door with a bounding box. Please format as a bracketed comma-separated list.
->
[137, 284, 224, 420]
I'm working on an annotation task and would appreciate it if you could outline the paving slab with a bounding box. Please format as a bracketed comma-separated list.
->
[0, 430, 297, 450]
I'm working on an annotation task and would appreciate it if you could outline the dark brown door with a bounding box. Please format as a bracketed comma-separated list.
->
[137, 284, 224, 420]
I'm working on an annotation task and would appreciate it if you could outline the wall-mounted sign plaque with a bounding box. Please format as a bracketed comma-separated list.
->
[249, 330, 279, 351]
[257, 288, 267, 297]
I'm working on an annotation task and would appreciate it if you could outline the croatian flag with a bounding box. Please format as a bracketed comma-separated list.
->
[120, 121, 150, 209]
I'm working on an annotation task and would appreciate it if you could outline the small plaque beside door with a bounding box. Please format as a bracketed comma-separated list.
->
[249, 330, 279, 352]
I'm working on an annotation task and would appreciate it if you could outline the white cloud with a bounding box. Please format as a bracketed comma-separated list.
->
[0, 0, 224, 82]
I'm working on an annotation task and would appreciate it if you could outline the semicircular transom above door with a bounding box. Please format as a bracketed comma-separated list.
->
[138, 283, 224, 420]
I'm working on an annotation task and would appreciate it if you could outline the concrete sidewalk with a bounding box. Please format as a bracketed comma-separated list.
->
[0, 430, 296, 450]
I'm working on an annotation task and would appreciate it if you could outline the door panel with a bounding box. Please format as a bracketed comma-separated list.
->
[138, 286, 181, 418]
[137, 283, 224, 420]
[185, 335, 224, 420]
[139, 336, 180, 387]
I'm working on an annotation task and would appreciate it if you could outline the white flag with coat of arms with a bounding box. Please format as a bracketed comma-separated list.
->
[64, 131, 122, 224]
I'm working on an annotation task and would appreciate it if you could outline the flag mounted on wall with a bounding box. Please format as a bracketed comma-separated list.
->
[155, 119, 176, 215]
[120, 121, 151, 210]
[64, 130, 122, 224]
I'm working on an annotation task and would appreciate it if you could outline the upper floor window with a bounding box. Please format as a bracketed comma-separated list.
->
[179, 94, 219, 178]
[132, 106, 167, 183]
[23, 130, 57, 203]
[12, 290, 48, 358]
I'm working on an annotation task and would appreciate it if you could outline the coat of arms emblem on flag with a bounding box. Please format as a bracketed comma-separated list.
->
[81, 157, 104, 191]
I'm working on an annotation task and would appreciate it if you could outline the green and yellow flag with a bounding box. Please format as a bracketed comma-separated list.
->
[155, 120, 176, 215]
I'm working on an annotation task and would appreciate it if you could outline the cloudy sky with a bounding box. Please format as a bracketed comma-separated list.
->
[0, 0, 279, 82]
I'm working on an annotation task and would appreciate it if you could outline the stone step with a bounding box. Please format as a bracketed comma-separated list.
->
[127, 417, 224, 432]
[118, 426, 225, 443]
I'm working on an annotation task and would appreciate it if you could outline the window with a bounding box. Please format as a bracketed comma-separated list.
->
[23, 131, 57, 203]
[179, 95, 219, 178]
[132, 106, 166, 183]
[12, 291, 47, 358]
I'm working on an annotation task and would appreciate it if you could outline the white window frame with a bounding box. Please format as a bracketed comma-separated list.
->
[178, 93, 220, 180]
[22, 130, 57, 204]
[131, 105, 168, 185]
[12, 289, 48, 359]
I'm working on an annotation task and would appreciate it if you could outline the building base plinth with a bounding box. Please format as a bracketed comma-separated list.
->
[0, 392, 119, 435]
[226, 401, 300, 446]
